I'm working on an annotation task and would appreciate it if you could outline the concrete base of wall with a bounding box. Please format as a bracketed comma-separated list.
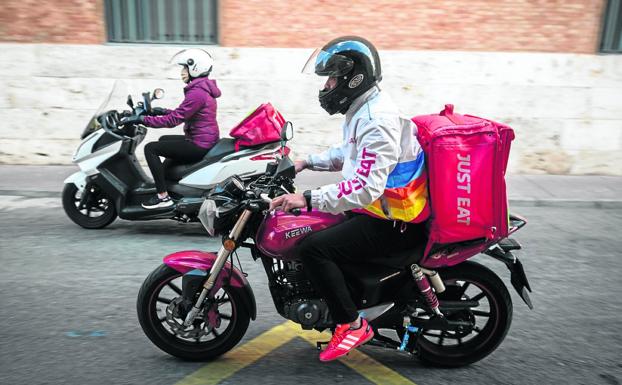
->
[1, 43, 621, 175]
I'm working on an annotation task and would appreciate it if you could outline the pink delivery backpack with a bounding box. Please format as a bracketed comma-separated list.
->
[412, 104, 515, 254]
[229, 103, 286, 151]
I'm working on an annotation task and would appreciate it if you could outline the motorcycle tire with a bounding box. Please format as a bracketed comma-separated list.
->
[137, 264, 251, 361]
[416, 260, 513, 367]
[62, 183, 117, 229]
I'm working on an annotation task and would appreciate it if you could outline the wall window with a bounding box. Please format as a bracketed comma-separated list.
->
[601, 0, 622, 53]
[104, 0, 218, 44]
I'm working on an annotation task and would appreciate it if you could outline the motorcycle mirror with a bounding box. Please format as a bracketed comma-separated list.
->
[281, 121, 293, 142]
[126, 95, 134, 108]
[152, 88, 165, 100]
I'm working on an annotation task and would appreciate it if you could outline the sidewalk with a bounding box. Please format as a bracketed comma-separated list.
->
[0, 165, 620, 208]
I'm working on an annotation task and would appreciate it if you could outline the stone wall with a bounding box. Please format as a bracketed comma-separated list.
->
[1, 43, 621, 175]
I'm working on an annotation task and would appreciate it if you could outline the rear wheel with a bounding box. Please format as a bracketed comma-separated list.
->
[62, 183, 117, 229]
[416, 261, 513, 367]
[136, 264, 250, 361]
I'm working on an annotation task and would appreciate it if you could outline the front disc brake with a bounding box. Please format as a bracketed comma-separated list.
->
[165, 297, 214, 339]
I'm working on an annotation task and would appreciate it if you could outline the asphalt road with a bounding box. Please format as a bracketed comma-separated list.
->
[1, 196, 621, 385]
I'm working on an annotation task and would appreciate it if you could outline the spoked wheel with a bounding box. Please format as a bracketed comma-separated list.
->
[415, 261, 513, 367]
[62, 183, 117, 229]
[137, 265, 250, 361]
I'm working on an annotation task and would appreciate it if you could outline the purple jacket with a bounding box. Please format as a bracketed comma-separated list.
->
[143, 77, 221, 149]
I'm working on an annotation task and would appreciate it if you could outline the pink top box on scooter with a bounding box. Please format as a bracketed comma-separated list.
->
[256, 209, 346, 260]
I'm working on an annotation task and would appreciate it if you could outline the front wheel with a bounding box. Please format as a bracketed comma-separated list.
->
[62, 183, 117, 229]
[137, 264, 251, 361]
[416, 261, 513, 367]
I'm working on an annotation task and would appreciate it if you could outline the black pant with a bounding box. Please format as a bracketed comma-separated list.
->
[298, 213, 425, 324]
[144, 135, 210, 193]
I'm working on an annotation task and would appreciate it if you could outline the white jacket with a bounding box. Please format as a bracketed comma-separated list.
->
[308, 87, 424, 214]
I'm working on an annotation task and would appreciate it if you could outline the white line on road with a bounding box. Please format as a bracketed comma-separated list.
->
[0, 195, 61, 210]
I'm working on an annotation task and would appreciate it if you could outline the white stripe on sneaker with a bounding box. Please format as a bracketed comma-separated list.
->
[340, 339, 355, 346]
[345, 335, 359, 342]
[337, 343, 352, 349]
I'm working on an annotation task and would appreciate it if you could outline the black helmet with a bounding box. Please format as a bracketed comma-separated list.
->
[302, 36, 382, 115]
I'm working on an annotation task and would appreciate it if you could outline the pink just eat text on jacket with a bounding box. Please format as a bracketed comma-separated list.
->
[143, 77, 221, 149]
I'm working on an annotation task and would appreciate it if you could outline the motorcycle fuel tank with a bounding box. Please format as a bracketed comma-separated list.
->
[256, 209, 345, 260]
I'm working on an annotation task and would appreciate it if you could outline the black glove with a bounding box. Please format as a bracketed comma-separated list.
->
[151, 107, 168, 116]
[118, 115, 144, 126]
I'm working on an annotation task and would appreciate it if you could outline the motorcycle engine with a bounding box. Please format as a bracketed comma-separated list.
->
[284, 298, 330, 329]
[275, 260, 332, 329]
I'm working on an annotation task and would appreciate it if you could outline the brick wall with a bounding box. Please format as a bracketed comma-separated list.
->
[0, 0, 105, 44]
[0, 1, 606, 53]
[220, 0, 605, 53]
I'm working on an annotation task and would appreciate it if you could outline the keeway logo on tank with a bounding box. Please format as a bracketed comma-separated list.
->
[457, 153, 471, 226]
[284, 225, 313, 240]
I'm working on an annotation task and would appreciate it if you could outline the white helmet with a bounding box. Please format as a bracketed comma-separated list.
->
[170, 48, 214, 78]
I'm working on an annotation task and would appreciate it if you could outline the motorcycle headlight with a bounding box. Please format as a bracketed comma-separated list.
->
[198, 199, 218, 236]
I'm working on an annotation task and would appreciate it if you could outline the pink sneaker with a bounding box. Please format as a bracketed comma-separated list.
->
[319, 318, 374, 362]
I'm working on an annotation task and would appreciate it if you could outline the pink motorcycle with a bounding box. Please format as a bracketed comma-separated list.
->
[136, 125, 532, 366]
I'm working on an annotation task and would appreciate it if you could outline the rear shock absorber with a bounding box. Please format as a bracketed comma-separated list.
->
[411, 264, 443, 317]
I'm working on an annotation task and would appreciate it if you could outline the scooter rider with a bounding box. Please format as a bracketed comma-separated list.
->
[270, 36, 429, 362]
[120, 48, 221, 209]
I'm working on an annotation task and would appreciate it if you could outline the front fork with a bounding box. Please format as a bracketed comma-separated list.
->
[183, 209, 253, 327]
[78, 182, 96, 210]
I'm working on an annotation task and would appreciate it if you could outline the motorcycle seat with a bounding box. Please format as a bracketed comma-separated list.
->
[165, 138, 280, 181]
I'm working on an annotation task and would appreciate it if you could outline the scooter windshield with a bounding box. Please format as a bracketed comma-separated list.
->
[81, 80, 131, 139]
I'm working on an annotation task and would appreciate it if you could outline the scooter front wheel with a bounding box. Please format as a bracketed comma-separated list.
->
[62, 183, 117, 229]
[137, 264, 251, 361]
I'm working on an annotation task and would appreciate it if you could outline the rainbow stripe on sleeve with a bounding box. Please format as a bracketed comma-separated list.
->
[354, 151, 430, 223]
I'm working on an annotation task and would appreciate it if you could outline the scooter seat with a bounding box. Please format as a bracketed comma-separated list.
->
[165, 139, 237, 181]
[164, 138, 280, 181]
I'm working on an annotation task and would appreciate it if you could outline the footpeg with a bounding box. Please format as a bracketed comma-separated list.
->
[316, 340, 329, 351]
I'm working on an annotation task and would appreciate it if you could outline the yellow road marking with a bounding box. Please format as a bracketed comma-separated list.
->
[175, 321, 417, 385]
[298, 324, 417, 385]
[174, 322, 294, 385]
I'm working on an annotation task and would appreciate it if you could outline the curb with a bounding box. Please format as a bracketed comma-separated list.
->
[1, 190, 621, 209]
[508, 198, 622, 209]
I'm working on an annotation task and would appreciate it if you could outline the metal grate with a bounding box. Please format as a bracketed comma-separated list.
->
[104, 0, 218, 44]
[601, 0, 622, 53]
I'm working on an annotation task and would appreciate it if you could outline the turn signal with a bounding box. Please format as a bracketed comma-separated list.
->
[223, 239, 236, 251]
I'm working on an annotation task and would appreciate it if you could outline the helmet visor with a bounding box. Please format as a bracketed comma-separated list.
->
[301, 48, 354, 77]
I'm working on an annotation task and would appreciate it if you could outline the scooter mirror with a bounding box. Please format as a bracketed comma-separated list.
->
[281, 121, 293, 141]
[152, 88, 165, 100]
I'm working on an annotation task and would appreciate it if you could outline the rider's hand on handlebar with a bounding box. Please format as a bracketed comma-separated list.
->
[269, 193, 306, 212]
[294, 159, 308, 174]
[119, 115, 144, 127]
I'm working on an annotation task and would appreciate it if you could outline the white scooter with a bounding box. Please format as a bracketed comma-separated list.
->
[62, 85, 283, 229]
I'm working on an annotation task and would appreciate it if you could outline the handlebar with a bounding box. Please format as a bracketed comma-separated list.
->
[100, 111, 129, 140]
[98, 88, 161, 140]
[100, 110, 147, 141]
[243, 192, 301, 216]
